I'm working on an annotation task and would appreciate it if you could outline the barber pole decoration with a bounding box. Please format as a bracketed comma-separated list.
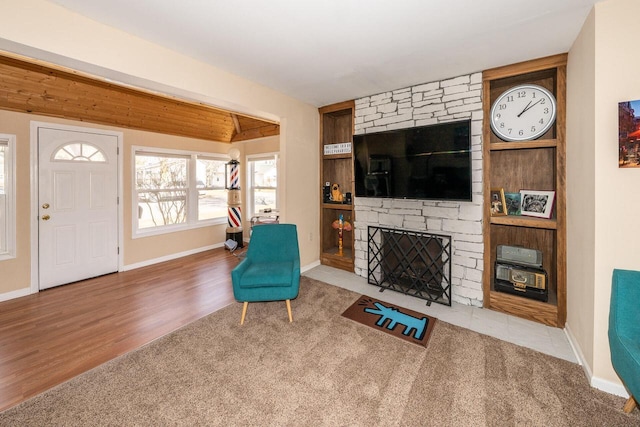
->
[228, 161, 240, 190]
[225, 149, 243, 246]
[228, 204, 242, 228]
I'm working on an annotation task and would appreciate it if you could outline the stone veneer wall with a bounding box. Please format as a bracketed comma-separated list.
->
[353, 73, 484, 306]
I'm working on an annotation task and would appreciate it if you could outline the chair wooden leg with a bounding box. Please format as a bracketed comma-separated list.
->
[240, 301, 248, 325]
[286, 299, 293, 322]
[623, 396, 637, 413]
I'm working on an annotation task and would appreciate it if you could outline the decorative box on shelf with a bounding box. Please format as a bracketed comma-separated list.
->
[323, 142, 352, 156]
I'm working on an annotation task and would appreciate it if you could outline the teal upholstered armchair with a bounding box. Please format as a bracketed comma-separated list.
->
[608, 269, 640, 413]
[231, 223, 300, 325]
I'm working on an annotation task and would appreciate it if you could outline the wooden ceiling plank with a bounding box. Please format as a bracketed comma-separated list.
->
[0, 53, 278, 143]
[231, 124, 280, 142]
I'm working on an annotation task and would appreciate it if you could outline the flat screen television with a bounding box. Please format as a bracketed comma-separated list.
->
[353, 120, 472, 201]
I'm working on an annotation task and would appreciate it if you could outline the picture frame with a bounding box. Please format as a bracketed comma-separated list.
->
[504, 192, 521, 215]
[618, 100, 640, 168]
[490, 188, 507, 216]
[519, 190, 555, 218]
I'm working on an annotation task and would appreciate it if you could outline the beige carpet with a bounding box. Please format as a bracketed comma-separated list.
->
[1, 277, 637, 426]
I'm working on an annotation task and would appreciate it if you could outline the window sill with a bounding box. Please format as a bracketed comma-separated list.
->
[0, 252, 16, 262]
[132, 217, 227, 239]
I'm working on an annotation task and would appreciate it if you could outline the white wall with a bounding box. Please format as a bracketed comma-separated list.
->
[566, 4, 597, 383]
[567, 0, 640, 395]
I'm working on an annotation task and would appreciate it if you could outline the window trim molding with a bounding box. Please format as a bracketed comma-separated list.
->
[132, 145, 228, 238]
[0, 134, 16, 261]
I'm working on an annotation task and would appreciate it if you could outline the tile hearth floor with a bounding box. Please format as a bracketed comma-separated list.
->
[303, 265, 578, 364]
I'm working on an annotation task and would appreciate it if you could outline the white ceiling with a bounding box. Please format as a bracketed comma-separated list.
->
[48, 0, 598, 107]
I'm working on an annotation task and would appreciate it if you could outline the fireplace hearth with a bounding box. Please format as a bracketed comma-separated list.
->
[367, 226, 452, 306]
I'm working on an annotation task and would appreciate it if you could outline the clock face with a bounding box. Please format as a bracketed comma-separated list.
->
[490, 84, 557, 141]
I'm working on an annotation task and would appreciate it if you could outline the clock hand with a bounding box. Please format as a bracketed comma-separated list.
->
[518, 99, 543, 117]
[517, 101, 532, 117]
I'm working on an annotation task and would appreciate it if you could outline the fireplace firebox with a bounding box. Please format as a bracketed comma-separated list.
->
[367, 226, 452, 306]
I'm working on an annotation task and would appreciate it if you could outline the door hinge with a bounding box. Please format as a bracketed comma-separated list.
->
[117, 246, 120, 255]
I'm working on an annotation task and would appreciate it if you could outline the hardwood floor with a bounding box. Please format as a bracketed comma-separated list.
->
[0, 248, 238, 412]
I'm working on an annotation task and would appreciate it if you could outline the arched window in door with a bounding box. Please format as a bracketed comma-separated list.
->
[52, 142, 107, 162]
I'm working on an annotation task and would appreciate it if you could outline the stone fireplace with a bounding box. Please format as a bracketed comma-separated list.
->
[353, 73, 484, 307]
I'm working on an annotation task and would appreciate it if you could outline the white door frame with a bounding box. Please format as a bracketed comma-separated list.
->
[30, 121, 124, 293]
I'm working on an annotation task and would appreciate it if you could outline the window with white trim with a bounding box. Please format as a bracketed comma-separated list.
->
[133, 147, 227, 236]
[247, 153, 278, 218]
[0, 135, 16, 260]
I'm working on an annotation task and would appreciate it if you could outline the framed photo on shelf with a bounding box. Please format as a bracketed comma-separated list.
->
[504, 192, 521, 215]
[490, 188, 507, 216]
[520, 190, 555, 218]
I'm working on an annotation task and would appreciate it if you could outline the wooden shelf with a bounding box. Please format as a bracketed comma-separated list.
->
[322, 203, 353, 210]
[319, 101, 355, 273]
[490, 139, 557, 151]
[321, 247, 354, 271]
[323, 153, 352, 160]
[322, 246, 353, 258]
[488, 290, 559, 327]
[482, 54, 567, 328]
[490, 216, 557, 230]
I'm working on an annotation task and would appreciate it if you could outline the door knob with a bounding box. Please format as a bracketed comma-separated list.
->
[42, 203, 50, 209]
[41, 215, 50, 221]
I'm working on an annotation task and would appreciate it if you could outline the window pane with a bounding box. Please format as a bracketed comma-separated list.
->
[249, 156, 278, 217]
[253, 159, 277, 188]
[135, 154, 188, 229]
[196, 158, 225, 189]
[254, 188, 276, 213]
[198, 189, 227, 221]
[53, 142, 107, 162]
[196, 158, 226, 221]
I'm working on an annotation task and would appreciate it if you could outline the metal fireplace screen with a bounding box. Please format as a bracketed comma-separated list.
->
[368, 226, 452, 306]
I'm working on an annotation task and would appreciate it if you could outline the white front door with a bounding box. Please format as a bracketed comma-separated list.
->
[38, 126, 119, 290]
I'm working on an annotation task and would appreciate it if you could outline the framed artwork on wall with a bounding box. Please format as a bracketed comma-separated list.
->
[618, 99, 640, 168]
[520, 190, 555, 219]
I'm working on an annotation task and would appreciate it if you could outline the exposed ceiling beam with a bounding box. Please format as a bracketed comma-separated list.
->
[0, 53, 279, 143]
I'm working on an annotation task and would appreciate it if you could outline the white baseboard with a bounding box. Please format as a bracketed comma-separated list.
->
[592, 376, 630, 398]
[564, 322, 629, 398]
[301, 260, 321, 273]
[0, 286, 34, 302]
[122, 243, 223, 271]
[564, 323, 587, 368]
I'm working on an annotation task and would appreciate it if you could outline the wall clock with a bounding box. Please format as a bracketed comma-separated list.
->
[489, 84, 557, 141]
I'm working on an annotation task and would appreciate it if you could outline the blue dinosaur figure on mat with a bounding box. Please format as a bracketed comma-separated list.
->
[364, 302, 427, 340]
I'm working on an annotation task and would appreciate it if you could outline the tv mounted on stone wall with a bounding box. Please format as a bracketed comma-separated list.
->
[353, 119, 472, 201]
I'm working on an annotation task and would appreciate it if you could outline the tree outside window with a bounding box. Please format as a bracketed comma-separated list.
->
[136, 154, 188, 229]
[133, 149, 228, 235]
